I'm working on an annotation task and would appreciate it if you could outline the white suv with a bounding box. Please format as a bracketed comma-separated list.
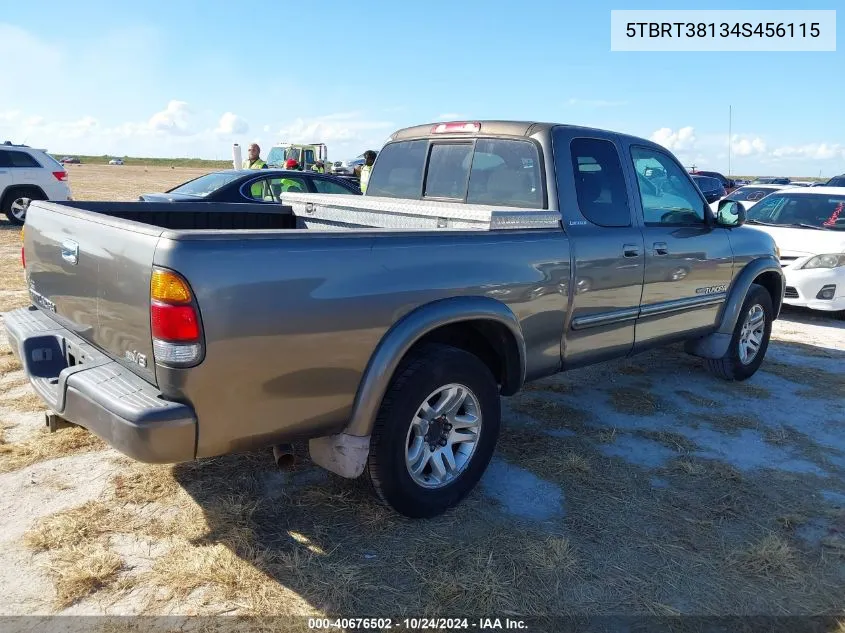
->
[0, 142, 73, 225]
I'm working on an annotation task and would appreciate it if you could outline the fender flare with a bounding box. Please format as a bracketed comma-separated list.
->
[685, 255, 784, 359]
[343, 296, 527, 437]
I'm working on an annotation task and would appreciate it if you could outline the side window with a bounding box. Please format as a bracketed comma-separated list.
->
[466, 139, 542, 208]
[424, 143, 472, 199]
[569, 138, 631, 227]
[313, 178, 354, 194]
[7, 150, 41, 168]
[245, 176, 307, 201]
[0, 151, 10, 168]
[365, 140, 427, 199]
[631, 147, 706, 225]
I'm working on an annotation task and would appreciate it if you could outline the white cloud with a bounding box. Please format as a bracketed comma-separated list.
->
[650, 126, 697, 151]
[436, 113, 465, 121]
[731, 135, 766, 157]
[24, 115, 45, 127]
[277, 113, 393, 145]
[567, 98, 628, 108]
[148, 100, 193, 136]
[0, 110, 20, 122]
[770, 143, 845, 161]
[215, 112, 249, 136]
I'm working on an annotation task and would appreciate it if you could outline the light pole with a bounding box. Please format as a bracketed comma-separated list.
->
[728, 105, 732, 177]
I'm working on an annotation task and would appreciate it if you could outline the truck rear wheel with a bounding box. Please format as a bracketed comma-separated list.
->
[706, 283, 774, 381]
[366, 343, 501, 518]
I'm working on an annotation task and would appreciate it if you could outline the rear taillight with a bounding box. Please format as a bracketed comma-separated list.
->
[52, 171, 67, 181]
[150, 267, 203, 366]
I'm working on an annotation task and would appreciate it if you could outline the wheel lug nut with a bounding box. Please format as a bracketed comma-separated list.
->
[439, 438, 447, 447]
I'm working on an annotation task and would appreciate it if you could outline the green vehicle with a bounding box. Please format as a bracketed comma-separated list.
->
[266, 142, 328, 171]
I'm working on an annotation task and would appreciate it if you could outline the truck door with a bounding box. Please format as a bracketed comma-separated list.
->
[623, 143, 734, 351]
[553, 129, 646, 368]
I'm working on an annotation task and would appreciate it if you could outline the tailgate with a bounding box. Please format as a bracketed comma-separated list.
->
[23, 201, 162, 385]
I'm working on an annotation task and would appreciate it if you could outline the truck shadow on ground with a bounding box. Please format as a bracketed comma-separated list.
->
[168, 451, 572, 623]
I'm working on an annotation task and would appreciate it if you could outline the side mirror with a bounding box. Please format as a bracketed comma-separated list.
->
[716, 199, 746, 227]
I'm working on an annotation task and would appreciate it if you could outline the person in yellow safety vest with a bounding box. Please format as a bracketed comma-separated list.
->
[280, 160, 305, 193]
[359, 150, 377, 194]
[243, 143, 269, 199]
[243, 143, 268, 170]
[312, 160, 326, 173]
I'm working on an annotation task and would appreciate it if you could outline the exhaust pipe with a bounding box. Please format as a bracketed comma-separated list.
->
[273, 443, 297, 469]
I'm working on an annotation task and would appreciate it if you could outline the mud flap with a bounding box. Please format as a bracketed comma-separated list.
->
[309, 433, 370, 479]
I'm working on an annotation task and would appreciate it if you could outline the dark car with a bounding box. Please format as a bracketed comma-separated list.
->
[690, 175, 727, 203]
[690, 169, 736, 194]
[751, 177, 791, 185]
[825, 174, 845, 187]
[139, 169, 361, 203]
[60, 156, 81, 164]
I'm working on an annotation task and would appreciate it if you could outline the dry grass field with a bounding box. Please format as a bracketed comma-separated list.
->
[0, 168, 844, 631]
[63, 163, 215, 201]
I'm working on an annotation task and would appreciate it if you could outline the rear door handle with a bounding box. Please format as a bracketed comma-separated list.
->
[653, 242, 669, 256]
[623, 244, 640, 258]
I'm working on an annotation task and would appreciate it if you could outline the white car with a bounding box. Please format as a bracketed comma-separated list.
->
[108, 158, 124, 165]
[739, 186, 845, 313]
[708, 183, 792, 214]
[0, 142, 72, 225]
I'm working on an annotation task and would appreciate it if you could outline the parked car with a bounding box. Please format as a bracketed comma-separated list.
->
[331, 154, 368, 177]
[8, 120, 784, 519]
[739, 186, 845, 313]
[708, 184, 791, 214]
[752, 177, 791, 185]
[0, 141, 72, 225]
[138, 168, 362, 202]
[690, 169, 737, 194]
[787, 180, 815, 187]
[691, 174, 727, 203]
[60, 156, 80, 165]
[825, 174, 845, 187]
[108, 158, 124, 165]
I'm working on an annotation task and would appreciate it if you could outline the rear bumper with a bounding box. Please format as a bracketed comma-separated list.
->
[3, 307, 196, 463]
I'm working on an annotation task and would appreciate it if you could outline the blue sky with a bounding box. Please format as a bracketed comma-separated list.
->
[1, 0, 842, 176]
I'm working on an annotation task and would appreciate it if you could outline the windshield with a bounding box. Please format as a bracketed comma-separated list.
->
[692, 176, 720, 192]
[168, 171, 243, 197]
[266, 146, 302, 166]
[728, 186, 778, 202]
[746, 193, 845, 229]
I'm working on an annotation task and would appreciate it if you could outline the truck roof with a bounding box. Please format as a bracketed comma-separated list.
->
[388, 120, 645, 144]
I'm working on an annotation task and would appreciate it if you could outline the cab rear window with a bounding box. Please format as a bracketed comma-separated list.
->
[366, 138, 543, 208]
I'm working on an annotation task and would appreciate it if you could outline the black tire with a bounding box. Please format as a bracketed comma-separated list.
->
[2, 187, 45, 225]
[366, 343, 501, 519]
[706, 283, 774, 381]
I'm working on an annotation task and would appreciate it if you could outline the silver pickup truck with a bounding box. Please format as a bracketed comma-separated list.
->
[5, 120, 785, 518]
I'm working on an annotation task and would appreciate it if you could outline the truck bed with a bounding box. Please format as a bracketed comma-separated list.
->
[51, 196, 563, 233]
[52, 201, 297, 230]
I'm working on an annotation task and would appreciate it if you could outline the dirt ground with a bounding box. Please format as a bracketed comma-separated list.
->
[0, 170, 844, 631]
